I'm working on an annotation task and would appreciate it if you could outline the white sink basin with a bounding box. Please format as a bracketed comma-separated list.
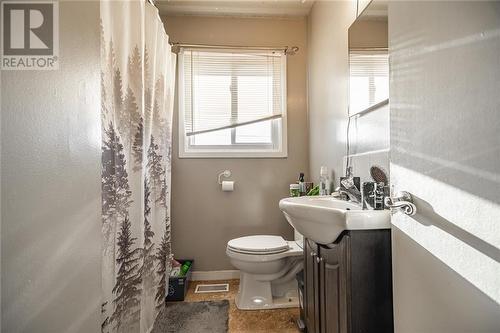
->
[279, 196, 390, 245]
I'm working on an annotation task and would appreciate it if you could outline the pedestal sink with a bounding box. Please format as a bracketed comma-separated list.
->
[279, 196, 390, 245]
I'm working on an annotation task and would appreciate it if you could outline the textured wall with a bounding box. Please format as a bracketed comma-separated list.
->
[1, 2, 101, 332]
[389, 1, 500, 331]
[162, 15, 309, 271]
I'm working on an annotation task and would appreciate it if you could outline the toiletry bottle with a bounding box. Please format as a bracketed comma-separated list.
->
[179, 260, 192, 277]
[319, 166, 330, 195]
[290, 184, 300, 197]
[298, 173, 305, 196]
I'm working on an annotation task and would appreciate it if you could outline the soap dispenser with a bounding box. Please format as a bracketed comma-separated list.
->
[319, 166, 330, 195]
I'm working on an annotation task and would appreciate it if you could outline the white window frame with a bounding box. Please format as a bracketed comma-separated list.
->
[178, 48, 288, 159]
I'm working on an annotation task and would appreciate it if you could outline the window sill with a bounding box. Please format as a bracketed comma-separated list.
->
[178, 149, 288, 159]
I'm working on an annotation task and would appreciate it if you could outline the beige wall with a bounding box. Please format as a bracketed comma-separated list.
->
[349, 19, 388, 49]
[162, 15, 308, 271]
[389, 1, 500, 331]
[307, 1, 357, 184]
[1, 2, 101, 332]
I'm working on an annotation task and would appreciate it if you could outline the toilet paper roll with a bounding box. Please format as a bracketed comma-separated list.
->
[221, 180, 234, 192]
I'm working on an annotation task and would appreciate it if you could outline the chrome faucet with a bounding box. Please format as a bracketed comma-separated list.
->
[335, 186, 362, 204]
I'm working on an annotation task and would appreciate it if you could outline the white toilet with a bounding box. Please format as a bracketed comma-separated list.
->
[226, 235, 303, 310]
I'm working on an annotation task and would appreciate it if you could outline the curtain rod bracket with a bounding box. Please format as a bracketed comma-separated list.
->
[284, 46, 299, 56]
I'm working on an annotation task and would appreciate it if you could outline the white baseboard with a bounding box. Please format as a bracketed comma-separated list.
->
[191, 270, 240, 281]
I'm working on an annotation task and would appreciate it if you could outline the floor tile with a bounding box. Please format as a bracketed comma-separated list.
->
[183, 279, 301, 333]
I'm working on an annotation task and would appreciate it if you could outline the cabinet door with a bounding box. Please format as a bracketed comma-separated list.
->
[319, 235, 350, 333]
[304, 238, 320, 333]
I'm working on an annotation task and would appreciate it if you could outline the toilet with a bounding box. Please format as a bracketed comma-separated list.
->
[226, 235, 303, 310]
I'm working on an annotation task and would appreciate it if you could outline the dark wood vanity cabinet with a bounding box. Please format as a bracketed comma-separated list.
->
[304, 239, 319, 333]
[318, 235, 350, 333]
[303, 230, 393, 333]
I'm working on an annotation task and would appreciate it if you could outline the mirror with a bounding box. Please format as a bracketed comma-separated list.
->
[348, 0, 389, 116]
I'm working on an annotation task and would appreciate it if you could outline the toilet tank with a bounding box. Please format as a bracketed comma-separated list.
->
[294, 230, 304, 249]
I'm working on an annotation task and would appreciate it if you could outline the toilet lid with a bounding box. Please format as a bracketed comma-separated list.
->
[227, 235, 289, 254]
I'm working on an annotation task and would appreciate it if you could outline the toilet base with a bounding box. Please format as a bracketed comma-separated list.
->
[235, 272, 300, 310]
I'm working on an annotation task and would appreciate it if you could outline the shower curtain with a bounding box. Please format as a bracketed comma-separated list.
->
[100, 1, 176, 332]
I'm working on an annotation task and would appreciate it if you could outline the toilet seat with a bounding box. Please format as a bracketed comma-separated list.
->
[227, 235, 289, 255]
[227, 239, 302, 263]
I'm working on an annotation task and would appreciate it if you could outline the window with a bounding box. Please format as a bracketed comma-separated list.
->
[349, 50, 389, 114]
[178, 47, 287, 158]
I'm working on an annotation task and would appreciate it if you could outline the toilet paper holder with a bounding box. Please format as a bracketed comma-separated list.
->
[217, 170, 234, 192]
[217, 170, 232, 184]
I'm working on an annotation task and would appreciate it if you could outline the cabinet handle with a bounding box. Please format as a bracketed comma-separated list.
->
[316, 257, 323, 263]
[310, 252, 317, 257]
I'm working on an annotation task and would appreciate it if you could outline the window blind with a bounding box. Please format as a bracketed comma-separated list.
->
[349, 50, 389, 113]
[181, 48, 285, 137]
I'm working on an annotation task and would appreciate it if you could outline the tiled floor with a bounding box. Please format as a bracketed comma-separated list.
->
[183, 279, 301, 333]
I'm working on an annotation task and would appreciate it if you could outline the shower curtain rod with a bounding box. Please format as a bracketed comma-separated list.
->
[171, 42, 299, 55]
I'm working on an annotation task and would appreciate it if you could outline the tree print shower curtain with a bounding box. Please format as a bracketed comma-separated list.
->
[100, 1, 175, 332]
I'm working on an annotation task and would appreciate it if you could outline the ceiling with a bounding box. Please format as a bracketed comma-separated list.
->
[157, 0, 315, 17]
